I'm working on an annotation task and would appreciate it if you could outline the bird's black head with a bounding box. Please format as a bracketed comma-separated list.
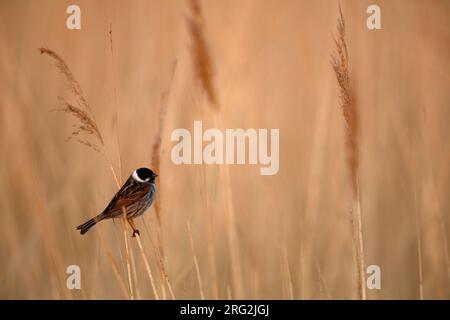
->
[132, 167, 157, 183]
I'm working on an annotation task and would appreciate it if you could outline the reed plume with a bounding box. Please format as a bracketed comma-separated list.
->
[330, 9, 357, 192]
[187, 0, 243, 299]
[38, 47, 121, 187]
[150, 61, 177, 300]
[151, 61, 177, 234]
[330, 6, 366, 300]
[39, 46, 161, 300]
[39, 48, 104, 146]
[39, 47, 136, 297]
[187, 0, 219, 108]
[38, 48, 92, 113]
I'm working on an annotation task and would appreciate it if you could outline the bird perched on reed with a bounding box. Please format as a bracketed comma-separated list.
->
[77, 167, 157, 236]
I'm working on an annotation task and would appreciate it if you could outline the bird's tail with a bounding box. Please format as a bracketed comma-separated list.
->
[77, 214, 104, 235]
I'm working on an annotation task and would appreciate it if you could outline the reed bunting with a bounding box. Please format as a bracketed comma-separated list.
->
[77, 167, 157, 237]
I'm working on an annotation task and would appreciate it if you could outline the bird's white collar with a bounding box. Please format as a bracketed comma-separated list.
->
[132, 170, 148, 183]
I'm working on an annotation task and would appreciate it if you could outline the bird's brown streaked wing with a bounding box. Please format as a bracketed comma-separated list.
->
[103, 183, 150, 216]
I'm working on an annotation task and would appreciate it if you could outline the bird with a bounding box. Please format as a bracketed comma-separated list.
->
[77, 167, 157, 237]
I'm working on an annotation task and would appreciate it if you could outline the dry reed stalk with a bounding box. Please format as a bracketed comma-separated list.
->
[404, 135, 425, 298]
[0, 56, 67, 298]
[330, 6, 366, 300]
[187, 219, 205, 299]
[414, 203, 425, 299]
[282, 246, 294, 299]
[135, 234, 160, 300]
[106, 250, 131, 298]
[172, 266, 193, 289]
[13, 140, 68, 298]
[112, 220, 129, 282]
[199, 165, 219, 299]
[250, 256, 260, 299]
[418, 104, 450, 295]
[40, 47, 135, 299]
[109, 23, 123, 183]
[97, 226, 130, 298]
[40, 46, 166, 301]
[32, 171, 68, 299]
[187, 0, 219, 109]
[227, 285, 232, 300]
[436, 158, 450, 289]
[301, 76, 333, 299]
[129, 243, 142, 300]
[314, 258, 331, 299]
[187, 0, 243, 298]
[2, 159, 65, 298]
[392, 114, 427, 299]
[91, 236, 100, 299]
[109, 26, 140, 299]
[219, 157, 245, 299]
[142, 220, 176, 299]
[212, 96, 245, 299]
[298, 246, 304, 299]
[39, 47, 121, 188]
[279, 258, 286, 298]
[279, 255, 293, 299]
[122, 211, 135, 300]
[151, 61, 177, 299]
[301, 239, 331, 299]
[414, 160, 448, 299]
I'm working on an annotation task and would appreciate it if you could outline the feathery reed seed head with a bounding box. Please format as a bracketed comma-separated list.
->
[40, 47, 104, 151]
[330, 7, 358, 195]
[187, 0, 219, 109]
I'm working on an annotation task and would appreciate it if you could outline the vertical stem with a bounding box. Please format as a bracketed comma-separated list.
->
[103, 149, 120, 189]
[283, 246, 294, 299]
[187, 219, 205, 299]
[354, 179, 366, 300]
[439, 211, 450, 291]
[142, 220, 175, 299]
[135, 234, 160, 300]
[150, 62, 176, 300]
[98, 227, 130, 298]
[215, 115, 244, 299]
[200, 165, 219, 298]
[153, 201, 166, 299]
[414, 204, 424, 299]
[122, 216, 134, 300]
[129, 244, 141, 299]
[109, 23, 123, 184]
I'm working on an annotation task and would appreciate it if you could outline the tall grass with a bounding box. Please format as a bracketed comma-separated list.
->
[187, 0, 244, 299]
[151, 61, 177, 300]
[1, 1, 449, 300]
[109, 23, 123, 183]
[330, 6, 366, 300]
[187, 219, 205, 299]
[187, 0, 219, 109]
[39, 47, 161, 300]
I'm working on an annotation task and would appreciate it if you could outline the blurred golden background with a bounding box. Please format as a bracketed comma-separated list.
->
[0, 0, 449, 299]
